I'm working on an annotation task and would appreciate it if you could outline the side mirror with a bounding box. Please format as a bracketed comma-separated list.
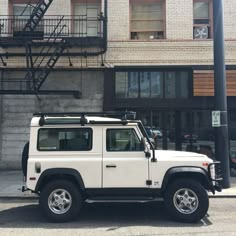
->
[142, 137, 151, 158]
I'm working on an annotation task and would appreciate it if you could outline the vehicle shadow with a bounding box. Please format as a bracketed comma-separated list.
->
[0, 201, 212, 229]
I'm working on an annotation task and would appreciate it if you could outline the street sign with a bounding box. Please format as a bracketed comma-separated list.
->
[212, 110, 221, 127]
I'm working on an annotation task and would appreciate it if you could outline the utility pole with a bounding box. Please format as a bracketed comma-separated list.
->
[213, 0, 230, 188]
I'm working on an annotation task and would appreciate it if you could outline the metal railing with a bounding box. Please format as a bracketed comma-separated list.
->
[0, 15, 104, 39]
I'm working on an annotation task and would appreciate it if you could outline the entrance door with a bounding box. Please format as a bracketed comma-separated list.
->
[102, 127, 149, 188]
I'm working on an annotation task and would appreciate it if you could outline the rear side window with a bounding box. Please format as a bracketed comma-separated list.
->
[37, 128, 92, 151]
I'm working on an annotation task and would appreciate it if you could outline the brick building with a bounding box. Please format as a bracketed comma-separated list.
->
[0, 0, 236, 169]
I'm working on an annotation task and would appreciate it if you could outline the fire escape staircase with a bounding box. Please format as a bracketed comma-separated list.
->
[26, 22, 67, 91]
[16, 18, 80, 96]
[0, 0, 107, 97]
[0, 1, 80, 97]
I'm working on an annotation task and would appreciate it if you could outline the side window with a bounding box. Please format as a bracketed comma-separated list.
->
[38, 128, 92, 151]
[106, 128, 144, 152]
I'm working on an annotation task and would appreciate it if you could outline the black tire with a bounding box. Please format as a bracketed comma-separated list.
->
[164, 179, 209, 223]
[39, 180, 83, 222]
[21, 142, 29, 177]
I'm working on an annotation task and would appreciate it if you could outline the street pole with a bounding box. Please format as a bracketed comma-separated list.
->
[213, 0, 230, 188]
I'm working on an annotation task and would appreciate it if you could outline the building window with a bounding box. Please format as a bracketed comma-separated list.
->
[73, 0, 101, 37]
[115, 71, 189, 99]
[13, 4, 34, 17]
[10, 1, 44, 37]
[130, 0, 165, 40]
[193, 0, 212, 39]
[115, 72, 139, 98]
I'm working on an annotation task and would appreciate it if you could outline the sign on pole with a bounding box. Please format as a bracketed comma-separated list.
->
[212, 110, 221, 127]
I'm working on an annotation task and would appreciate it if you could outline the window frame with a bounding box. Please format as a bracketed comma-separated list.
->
[193, 0, 213, 39]
[129, 0, 166, 40]
[37, 128, 93, 152]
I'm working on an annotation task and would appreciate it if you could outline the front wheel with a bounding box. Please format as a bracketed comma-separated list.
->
[164, 179, 209, 223]
[39, 180, 82, 222]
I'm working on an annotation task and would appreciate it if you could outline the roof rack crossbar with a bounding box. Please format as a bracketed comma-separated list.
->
[35, 111, 136, 126]
[34, 111, 136, 119]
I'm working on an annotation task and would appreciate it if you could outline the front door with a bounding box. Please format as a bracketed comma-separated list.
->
[102, 127, 149, 188]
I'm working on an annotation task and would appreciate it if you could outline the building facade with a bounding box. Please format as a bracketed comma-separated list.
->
[0, 0, 236, 169]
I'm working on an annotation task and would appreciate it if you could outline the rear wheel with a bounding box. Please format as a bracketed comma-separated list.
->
[39, 180, 82, 222]
[164, 179, 209, 223]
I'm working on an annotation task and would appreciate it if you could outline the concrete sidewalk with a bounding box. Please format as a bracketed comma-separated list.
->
[0, 170, 236, 200]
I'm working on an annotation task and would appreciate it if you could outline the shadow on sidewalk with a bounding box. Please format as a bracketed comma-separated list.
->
[0, 202, 212, 229]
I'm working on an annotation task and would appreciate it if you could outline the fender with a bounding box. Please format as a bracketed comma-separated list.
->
[161, 166, 215, 193]
[35, 168, 85, 192]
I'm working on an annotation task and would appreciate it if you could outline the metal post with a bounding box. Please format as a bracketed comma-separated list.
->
[213, 0, 230, 188]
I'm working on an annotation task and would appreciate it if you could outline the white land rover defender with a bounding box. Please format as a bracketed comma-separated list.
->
[22, 111, 222, 223]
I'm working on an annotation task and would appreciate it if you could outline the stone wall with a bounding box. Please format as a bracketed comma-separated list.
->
[0, 71, 104, 169]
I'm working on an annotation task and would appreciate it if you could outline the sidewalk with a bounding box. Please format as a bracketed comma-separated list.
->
[0, 170, 236, 199]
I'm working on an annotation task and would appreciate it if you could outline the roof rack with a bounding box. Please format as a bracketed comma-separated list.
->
[33, 111, 137, 126]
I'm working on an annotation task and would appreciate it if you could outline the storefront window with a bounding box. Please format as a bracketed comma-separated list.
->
[177, 72, 189, 98]
[151, 72, 163, 98]
[165, 72, 176, 98]
[115, 70, 189, 99]
[115, 72, 139, 98]
[140, 72, 150, 98]
[129, 72, 139, 98]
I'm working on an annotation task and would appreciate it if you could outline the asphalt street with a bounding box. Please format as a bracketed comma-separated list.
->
[0, 198, 235, 236]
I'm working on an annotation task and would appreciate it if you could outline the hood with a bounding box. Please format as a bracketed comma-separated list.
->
[155, 150, 212, 162]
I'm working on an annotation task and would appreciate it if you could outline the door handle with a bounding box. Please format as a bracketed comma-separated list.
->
[106, 165, 116, 168]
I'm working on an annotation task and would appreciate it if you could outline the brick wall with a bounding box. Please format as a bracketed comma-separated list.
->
[104, 0, 236, 66]
[166, 0, 193, 40]
[1, 0, 236, 67]
[0, 0, 8, 15]
[224, 0, 236, 39]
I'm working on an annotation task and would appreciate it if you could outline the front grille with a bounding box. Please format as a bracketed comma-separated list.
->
[208, 162, 222, 181]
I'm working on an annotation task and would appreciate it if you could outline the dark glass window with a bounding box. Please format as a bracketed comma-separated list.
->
[193, 1, 212, 39]
[140, 72, 163, 98]
[38, 128, 92, 151]
[165, 71, 189, 98]
[130, 0, 165, 40]
[115, 72, 139, 98]
[106, 128, 144, 152]
[165, 72, 176, 98]
[151, 72, 163, 98]
[193, 2, 209, 22]
[115, 71, 189, 99]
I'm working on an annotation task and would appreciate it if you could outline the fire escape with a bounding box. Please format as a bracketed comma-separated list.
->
[0, 0, 107, 97]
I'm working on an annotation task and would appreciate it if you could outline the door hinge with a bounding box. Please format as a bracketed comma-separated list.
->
[146, 180, 152, 186]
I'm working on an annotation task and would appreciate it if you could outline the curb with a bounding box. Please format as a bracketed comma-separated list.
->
[209, 195, 236, 198]
[0, 196, 39, 201]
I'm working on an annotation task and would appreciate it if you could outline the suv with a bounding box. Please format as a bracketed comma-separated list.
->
[22, 112, 221, 223]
